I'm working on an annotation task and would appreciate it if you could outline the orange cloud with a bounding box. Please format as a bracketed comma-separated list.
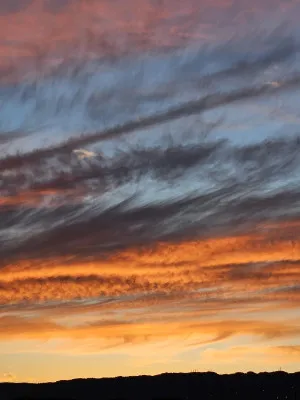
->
[0, 218, 298, 374]
[1, 220, 299, 305]
[1, 314, 300, 352]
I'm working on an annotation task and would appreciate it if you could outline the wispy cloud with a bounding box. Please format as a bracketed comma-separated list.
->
[1, 0, 300, 381]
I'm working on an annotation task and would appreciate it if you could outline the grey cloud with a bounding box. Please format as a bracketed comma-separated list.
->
[0, 0, 31, 15]
[1, 31, 300, 266]
[1, 73, 300, 173]
[1, 134, 300, 264]
[43, 0, 74, 13]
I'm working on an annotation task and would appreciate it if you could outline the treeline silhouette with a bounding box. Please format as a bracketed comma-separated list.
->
[1, 371, 300, 400]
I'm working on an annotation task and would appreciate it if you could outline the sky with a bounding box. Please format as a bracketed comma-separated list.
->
[0, 0, 300, 383]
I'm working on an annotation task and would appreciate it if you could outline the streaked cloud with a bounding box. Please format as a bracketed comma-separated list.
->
[0, 0, 300, 383]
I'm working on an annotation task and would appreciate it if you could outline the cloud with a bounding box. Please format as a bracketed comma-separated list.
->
[43, 0, 74, 14]
[0, 131, 30, 144]
[2, 219, 300, 352]
[0, 0, 31, 15]
[0, 217, 300, 305]
[73, 149, 97, 160]
[2, 74, 300, 172]
[1, 132, 300, 263]
[271, 346, 300, 355]
[1, 371, 16, 382]
[0, 313, 300, 356]
[0, 7, 300, 389]
[199, 344, 300, 369]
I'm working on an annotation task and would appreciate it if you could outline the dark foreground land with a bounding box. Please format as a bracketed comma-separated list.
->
[1, 371, 300, 400]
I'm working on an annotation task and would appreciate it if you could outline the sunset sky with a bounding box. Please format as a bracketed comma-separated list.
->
[0, 0, 300, 383]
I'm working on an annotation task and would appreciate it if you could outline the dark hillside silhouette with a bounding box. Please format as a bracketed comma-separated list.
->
[0, 371, 299, 400]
